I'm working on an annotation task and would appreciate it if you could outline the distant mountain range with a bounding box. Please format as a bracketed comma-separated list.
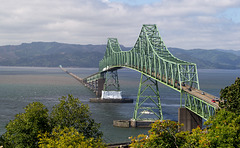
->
[0, 42, 239, 69]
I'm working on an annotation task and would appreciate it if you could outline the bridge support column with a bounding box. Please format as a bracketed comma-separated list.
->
[101, 70, 122, 99]
[178, 107, 202, 131]
[104, 70, 120, 91]
[133, 73, 163, 121]
[90, 70, 133, 103]
[96, 78, 105, 97]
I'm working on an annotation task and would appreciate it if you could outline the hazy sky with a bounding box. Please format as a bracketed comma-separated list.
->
[0, 0, 240, 50]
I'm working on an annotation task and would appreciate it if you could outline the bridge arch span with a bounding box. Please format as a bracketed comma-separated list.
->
[84, 24, 219, 121]
[99, 24, 199, 92]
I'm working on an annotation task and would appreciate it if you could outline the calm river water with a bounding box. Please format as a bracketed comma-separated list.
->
[0, 66, 239, 143]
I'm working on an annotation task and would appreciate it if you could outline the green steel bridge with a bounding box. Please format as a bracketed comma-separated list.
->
[82, 24, 219, 122]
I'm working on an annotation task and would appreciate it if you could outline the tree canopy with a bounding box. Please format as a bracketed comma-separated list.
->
[50, 94, 102, 139]
[219, 77, 240, 114]
[204, 109, 240, 147]
[130, 120, 184, 148]
[38, 127, 105, 148]
[0, 95, 103, 148]
[1, 102, 50, 148]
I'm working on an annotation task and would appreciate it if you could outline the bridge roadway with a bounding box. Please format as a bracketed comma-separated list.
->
[181, 85, 219, 109]
[100, 66, 220, 110]
[60, 66, 83, 83]
[72, 65, 220, 109]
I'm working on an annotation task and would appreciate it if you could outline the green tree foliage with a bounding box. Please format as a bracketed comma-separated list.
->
[204, 109, 240, 148]
[38, 126, 106, 148]
[219, 77, 240, 114]
[1, 102, 50, 148]
[50, 94, 102, 139]
[179, 126, 209, 148]
[183, 109, 240, 148]
[130, 120, 185, 148]
[0, 95, 103, 148]
[131, 111, 240, 148]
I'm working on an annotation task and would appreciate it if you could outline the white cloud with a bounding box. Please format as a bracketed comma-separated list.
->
[0, 0, 239, 50]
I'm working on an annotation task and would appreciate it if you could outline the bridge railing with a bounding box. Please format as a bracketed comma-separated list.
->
[182, 91, 217, 120]
[83, 72, 102, 83]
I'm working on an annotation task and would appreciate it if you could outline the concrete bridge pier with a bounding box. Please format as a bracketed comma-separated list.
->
[178, 107, 202, 131]
[90, 75, 133, 103]
[96, 78, 105, 97]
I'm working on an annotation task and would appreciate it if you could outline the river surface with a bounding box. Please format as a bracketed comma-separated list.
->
[0, 66, 239, 143]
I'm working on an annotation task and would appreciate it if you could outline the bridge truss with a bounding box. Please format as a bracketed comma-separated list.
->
[85, 24, 218, 121]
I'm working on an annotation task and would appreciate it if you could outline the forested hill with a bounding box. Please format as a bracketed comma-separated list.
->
[0, 42, 239, 69]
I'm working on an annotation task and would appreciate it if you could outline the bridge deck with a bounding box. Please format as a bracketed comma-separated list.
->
[59, 67, 83, 83]
[182, 85, 219, 109]
[83, 66, 220, 109]
[81, 64, 220, 108]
